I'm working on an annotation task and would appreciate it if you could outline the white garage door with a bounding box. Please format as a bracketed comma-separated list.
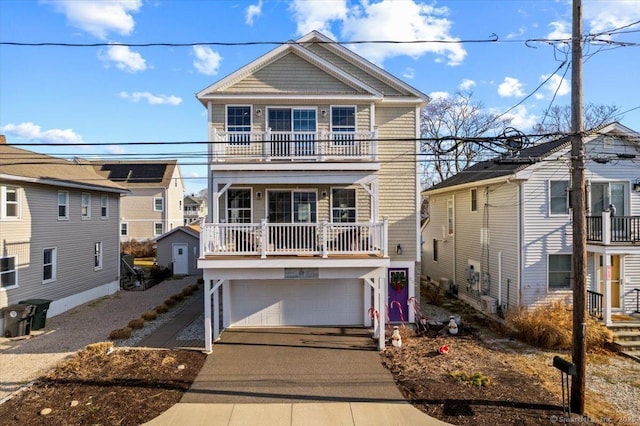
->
[230, 279, 363, 326]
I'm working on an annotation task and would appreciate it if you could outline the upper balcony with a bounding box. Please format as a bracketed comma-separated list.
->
[209, 128, 378, 163]
[587, 211, 640, 245]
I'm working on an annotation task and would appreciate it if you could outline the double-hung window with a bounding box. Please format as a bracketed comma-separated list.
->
[1, 256, 17, 288]
[447, 199, 454, 235]
[100, 195, 108, 218]
[94, 242, 103, 270]
[82, 193, 91, 219]
[120, 222, 128, 236]
[549, 254, 572, 289]
[154, 197, 164, 212]
[331, 106, 356, 145]
[58, 191, 69, 219]
[227, 106, 252, 146]
[227, 189, 252, 223]
[549, 181, 569, 215]
[43, 248, 57, 283]
[331, 188, 356, 223]
[1, 186, 20, 219]
[470, 188, 478, 212]
[154, 222, 164, 236]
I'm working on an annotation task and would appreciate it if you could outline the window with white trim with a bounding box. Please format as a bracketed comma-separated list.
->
[227, 105, 252, 145]
[43, 248, 57, 283]
[1, 186, 20, 219]
[331, 106, 356, 145]
[549, 181, 569, 215]
[154, 197, 164, 212]
[94, 242, 103, 270]
[470, 188, 478, 212]
[154, 222, 164, 236]
[58, 191, 69, 219]
[100, 194, 108, 218]
[82, 193, 91, 218]
[1, 256, 17, 288]
[226, 189, 252, 223]
[331, 188, 356, 222]
[549, 254, 572, 289]
[120, 222, 128, 236]
[433, 239, 439, 262]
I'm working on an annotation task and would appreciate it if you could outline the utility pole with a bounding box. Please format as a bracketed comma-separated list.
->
[570, 0, 586, 414]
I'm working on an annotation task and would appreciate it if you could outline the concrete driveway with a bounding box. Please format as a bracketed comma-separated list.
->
[182, 327, 406, 404]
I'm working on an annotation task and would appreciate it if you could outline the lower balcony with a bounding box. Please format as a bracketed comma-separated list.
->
[200, 221, 388, 258]
[586, 213, 640, 245]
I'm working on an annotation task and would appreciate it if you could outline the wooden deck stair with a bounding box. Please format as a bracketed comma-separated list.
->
[608, 321, 640, 362]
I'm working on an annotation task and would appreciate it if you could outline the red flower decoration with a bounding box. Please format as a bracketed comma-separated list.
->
[438, 345, 450, 355]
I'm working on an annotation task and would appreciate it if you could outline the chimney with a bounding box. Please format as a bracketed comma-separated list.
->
[0, 135, 6, 144]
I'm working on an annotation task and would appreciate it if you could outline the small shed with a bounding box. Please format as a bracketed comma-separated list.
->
[154, 225, 200, 276]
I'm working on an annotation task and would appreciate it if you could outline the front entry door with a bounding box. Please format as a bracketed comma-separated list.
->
[598, 255, 621, 309]
[388, 268, 409, 322]
[173, 244, 189, 275]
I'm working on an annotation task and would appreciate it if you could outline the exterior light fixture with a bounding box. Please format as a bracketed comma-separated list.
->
[396, 244, 402, 255]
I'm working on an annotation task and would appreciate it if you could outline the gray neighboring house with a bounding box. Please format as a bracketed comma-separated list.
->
[421, 122, 640, 326]
[154, 224, 200, 276]
[0, 139, 128, 331]
[183, 194, 207, 225]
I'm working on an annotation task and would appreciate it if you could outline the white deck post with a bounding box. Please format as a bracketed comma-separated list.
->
[603, 253, 612, 326]
[213, 283, 220, 341]
[204, 277, 213, 353]
[261, 219, 268, 258]
[322, 221, 329, 258]
[602, 210, 611, 245]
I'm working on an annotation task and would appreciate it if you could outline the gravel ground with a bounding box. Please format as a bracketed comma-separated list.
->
[0, 277, 200, 402]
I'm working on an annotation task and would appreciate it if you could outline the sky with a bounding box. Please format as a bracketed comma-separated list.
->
[1, 0, 640, 195]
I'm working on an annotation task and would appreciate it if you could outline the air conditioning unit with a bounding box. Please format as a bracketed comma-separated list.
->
[480, 295, 497, 314]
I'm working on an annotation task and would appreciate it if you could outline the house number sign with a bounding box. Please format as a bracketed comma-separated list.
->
[284, 268, 319, 279]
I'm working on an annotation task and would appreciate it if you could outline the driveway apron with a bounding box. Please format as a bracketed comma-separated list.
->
[182, 327, 406, 404]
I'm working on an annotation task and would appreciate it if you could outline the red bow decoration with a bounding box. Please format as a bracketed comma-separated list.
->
[438, 345, 450, 355]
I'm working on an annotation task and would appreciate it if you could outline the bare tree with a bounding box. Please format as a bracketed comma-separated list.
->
[420, 91, 512, 187]
[532, 103, 621, 135]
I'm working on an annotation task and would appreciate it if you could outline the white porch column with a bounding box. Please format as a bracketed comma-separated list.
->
[364, 281, 372, 325]
[378, 274, 387, 350]
[602, 210, 611, 245]
[213, 283, 220, 341]
[603, 253, 612, 326]
[204, 277, 213, 353]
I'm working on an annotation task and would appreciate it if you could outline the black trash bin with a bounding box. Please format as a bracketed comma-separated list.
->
[2, 304, 34, 338]
[18, 299, 52, 330]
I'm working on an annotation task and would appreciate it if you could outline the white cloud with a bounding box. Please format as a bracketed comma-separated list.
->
[0, 122, 83, 144]
[99, 45, 147, 72]
[289, 0, 348, 38]
[245, 1, 263, 26]
[541, 74, 570, 98]
[459, 79, 476, 91]
[428, 91, 450, 100]
[119, 91, 182, 105]
[501, 105, 537, 130]
[498, 77, 525, 97]
[585, 0, 640, 36]
[341, 1, 466, 66]
[46, 0, 142, 40]
[106, 145, 127, 155]
[402, 67, 415, 79]
[289, 0, 466, 66]
[547, 21, 571, 40]
[192, 46, 222, 76]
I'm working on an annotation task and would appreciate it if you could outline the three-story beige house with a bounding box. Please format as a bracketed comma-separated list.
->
[197, 31, 428, 350]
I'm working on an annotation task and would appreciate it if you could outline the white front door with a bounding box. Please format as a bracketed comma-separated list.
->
[172, 244, 189, 275]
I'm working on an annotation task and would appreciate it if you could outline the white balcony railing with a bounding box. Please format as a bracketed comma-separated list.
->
[200, 220, 388, 258]
[210, 128, 378, 162]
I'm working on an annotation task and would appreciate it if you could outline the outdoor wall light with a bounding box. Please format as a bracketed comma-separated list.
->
[321, 109, 327, 117]
[256, 191, 263, 200]
[633, 179, 640, 192]
[396, 244, 403, 255]
[321, 190, 328, 199]
[256, 109, 263, 116]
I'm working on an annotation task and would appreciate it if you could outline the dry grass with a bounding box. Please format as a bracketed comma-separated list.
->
[164, 298, 176, 307]
[84, 341, 114, 354]
[127, 318, 145, 330]
[182, 284, 198, 296]
[109, 327, 133, 340]
[141, 310, 158, 321]
[170, 293, 185, 302]
[155, 304, 169, 314]
[505, 300, 614, 351]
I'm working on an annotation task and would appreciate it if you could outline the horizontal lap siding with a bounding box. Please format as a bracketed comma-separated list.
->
[623, 255, 640, 314]
[1, 183, 119, 305]
[421, 194, 454, 285]
[376, 106, 418, 260]
[226, 53, 358, 94]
